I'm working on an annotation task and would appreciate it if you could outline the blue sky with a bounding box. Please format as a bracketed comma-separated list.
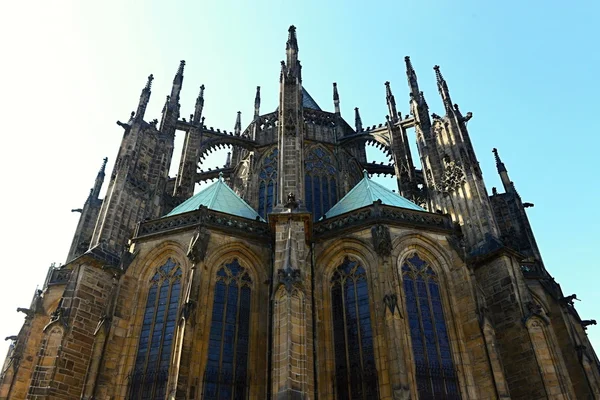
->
[0, 0, 599, 368]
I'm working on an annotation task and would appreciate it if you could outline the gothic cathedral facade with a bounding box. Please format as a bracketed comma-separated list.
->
[1, 26, 599, 400]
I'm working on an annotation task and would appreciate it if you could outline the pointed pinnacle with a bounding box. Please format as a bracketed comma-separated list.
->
[99, 157, 108, 174]
[287, 25, 298, 50]
[354, 107, 363, 131]
[333, 82, 339, 101]
[234, 111, 242, 135]
[433, 65, 444, 83]
[255, 86, 261, 104]
[492, 148, 507, 173]
[385, 81, 392, 97]
[177, 60, 185, 76]
[404, 56, 414, 73]
[145, 74, 154, 90]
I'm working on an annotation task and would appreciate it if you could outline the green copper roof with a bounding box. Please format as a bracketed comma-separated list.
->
[323, 171, 424, 219]
[167, 174, 264, 221]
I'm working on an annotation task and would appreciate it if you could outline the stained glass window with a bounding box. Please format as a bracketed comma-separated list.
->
[129, 258, 182, 400]
[258, 148, 278, 218]
[203, 259, 252, 400]
[402, 254, 461, 400]
[305, 147, 337, 221]
[331, 258, 378, 399]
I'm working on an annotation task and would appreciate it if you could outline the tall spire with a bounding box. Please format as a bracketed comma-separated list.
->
[493, 148, 512, 193]
[91, 157, 108, 200]
[385, 81, 399, 122]
[433, 65, 453, 114]
[333, 82, 341, 115]
[254, 86, 261, 118]
[405, 56, 420, 99]
[193, 85, 205, 124]
[354, 107, 363, 132]
[135, 74, 153, 122]
[234, 111, 242, 136]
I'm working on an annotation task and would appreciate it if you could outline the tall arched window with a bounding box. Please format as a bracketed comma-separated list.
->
[402, 253, 460, 400]
[28, 326, 63, 398]
[305, 147, 337, 221]
[331, 258, 378, 399]
[203, 259, 252, 400]
[258, 148, 278, 219]
[129, 258, 182, 400]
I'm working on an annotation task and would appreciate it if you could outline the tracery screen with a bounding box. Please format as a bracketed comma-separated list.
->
[258, 148, 278, 219]
[305, 147, 337, 221]
[402, 253, 461, 400]
[331, 258, 378, 399]
[129, 258, 182, 400]
[202, 259, 252, 400]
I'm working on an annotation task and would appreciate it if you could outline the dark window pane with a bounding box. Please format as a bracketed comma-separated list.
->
[403, 254, 461, 399]
[331, 259, 378, 399]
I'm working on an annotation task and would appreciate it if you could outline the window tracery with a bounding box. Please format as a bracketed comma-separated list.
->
[258, 148, 278, 219]
[331, 258, 378, 399]
[305, 147, 337, 221]
[402, 253, 460, 400]
[202, 259, 252, 400]
[129, 258, 182, 400]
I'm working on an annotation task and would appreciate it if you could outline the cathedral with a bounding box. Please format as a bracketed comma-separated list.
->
[2, 25, 599, 400]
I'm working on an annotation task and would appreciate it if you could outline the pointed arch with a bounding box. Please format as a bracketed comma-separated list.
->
[202, 258, 252, 400]
[129, 258, 183, 400]
[27, 326, 63, 398]
[257, 146, 278, 218]
[305, 145, 338, 221]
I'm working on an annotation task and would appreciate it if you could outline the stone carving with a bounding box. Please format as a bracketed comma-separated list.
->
[383, 293, 398, 316]
[437, 158, 465, 194]
[277, 267, 301, 293]
[284, 192, 299, 210]
[371, 224, 392, 257]
[187, 226, 211, 263]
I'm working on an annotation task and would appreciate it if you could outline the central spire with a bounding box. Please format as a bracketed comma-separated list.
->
[276, 25, 305, 209]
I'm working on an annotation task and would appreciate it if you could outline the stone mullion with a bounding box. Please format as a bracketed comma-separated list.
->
[351, 276, 367, 399]
[424, 276, 451, 396]
[413, 271, 435, 397]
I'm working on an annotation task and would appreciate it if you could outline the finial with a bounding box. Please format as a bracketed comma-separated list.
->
[333, 82, 339, 100]
[433, 65, 453, 113]
[218, 171, 224, 181]
[492, 148, 507, 173]
[404, 56, 414, 71]
[193, 85, 205, 124]
[363, 169, 369, 179]
[145, 74, 154, 90]
[354, 107, 363, 132]
[177, 60, 185, 75]
[226, 152, 231, 167]
[287, 25, 298, 49]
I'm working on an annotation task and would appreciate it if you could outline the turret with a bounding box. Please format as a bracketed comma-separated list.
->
[333, 82, 340, 115]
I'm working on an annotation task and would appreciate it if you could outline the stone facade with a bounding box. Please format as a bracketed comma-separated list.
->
[1, 25, 599, 400]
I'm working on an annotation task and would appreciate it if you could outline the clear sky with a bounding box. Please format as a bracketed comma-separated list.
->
[0, 0, 599, 368]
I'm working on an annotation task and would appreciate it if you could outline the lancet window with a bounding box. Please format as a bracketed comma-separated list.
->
[258, 148, 278, 218]
[203, 259, 252, 400]
[331, 258, 378, 399]
[27, 327, 63, 399]
[305, 147, 337, 221]
[129, 258, 182, 400]
[402, 253, 460, 400]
